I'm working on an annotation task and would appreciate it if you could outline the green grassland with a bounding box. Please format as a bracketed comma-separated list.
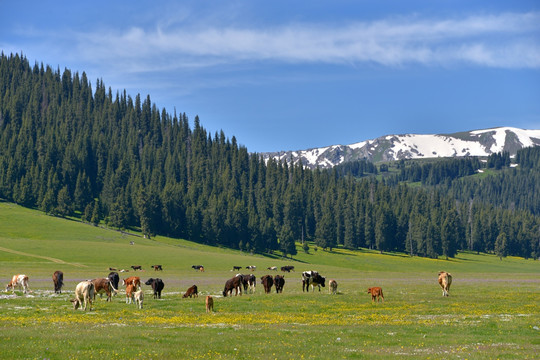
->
[0, 202, 539, 359]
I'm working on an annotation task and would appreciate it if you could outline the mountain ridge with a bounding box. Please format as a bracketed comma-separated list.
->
[262, 127, 540, 169]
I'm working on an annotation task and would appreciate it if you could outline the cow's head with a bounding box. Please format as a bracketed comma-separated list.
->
[71, 298, 80, 310]
[145, 278, 155, 286]
[319, 276, 326, 287]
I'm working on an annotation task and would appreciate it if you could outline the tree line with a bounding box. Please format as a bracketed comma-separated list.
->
[1, 53, 539, 259]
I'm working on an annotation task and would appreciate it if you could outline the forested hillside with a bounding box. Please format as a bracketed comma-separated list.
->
[1, 53, 538, 259]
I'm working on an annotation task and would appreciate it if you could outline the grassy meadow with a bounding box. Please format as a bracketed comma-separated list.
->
[0, 202, 539, 359]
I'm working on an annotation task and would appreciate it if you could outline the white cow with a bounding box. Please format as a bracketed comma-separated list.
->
[71, 281, 95, 311]
[134, 290, 144, 309]
[5, 274, 30, 294]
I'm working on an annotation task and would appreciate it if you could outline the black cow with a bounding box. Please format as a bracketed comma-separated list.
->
[281, 265, 295, 272]
[261, 275, 274, 294]
[52, 270, 64, 294]
[232, 266, 242, 271]
[145, 278, 165, 299]
[192, 265, 204, 271]
[108, 272, 120, 295]
[274, 275, 285, 293]
[151, 265, 163, 271]
[302, 271, 326, 292]
[131, 265, 143, 271]
[237, 274, 256, 293]
[223, 276, 243, 297]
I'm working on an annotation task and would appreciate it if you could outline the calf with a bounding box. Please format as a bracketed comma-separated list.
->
[183, 285, 198, 298]
[125, 283, 136, 304]
[438, 271, 452, 297]
[6, 274, 29, 294]
[122, 276, 141, 290]
[274, 275, 285, 293]
[52, 271, 64, 294]
[145, 278, 165, 299]
[131, 265, 143, 271]
[92, 277, 117, 302]
[206, 296, 214, 313]
[71, 281, 94, 311]
[261, 275, 274, 294]
[368, 287, 384, 302]
[151, 265, 163, 271]
[223, 276, 243, 297]
[268, 266, 277, 271]
[134, 290, 144, 309]
[329, 279, 338, 295]
[302, 271, 326, 292]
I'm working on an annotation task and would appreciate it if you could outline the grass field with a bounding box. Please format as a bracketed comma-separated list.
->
[1, 202, 539, 359]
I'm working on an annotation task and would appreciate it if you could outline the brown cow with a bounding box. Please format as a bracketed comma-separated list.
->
[438, 271, 452, 297]
[206, 296, 214, 313]
[91, 278, 117, 301]
[329, 279, 338, 295]
[274, 275, 285, 293]
[122, 276, 141, 290]
[183, 285, 198, 298]
[151, 265, 163, 271]
[368, 287, 384, 302]
[223, 276, 243, 297]
[261, 275, 274, 294]
[52, 271, 64, 294]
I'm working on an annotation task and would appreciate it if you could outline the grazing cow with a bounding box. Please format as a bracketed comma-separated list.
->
[246, 265, 256, 271]
[244, 274, 256, 293]
[122, 276, 141, 290]
[268, 266, 277, 271]
[91, 278, 117, 302]
[232, 266, 242, 271]
[125, 283, 136, 304]
[108, 272, 120, 294]
[368, 287, 384, 302]
[145, 278, 165, 299]
[223, 276, 243, 297]
[261, 275, 274, 294]
[438, 271, 452, 297]
[329, 279, 338, 295]
[151, 265, 163, 271]
[5, 274, 30, 294]
[131, 265, 143, 271]
[183, 285, 198, 298]
[52, 271, 64, 294]
[109, 267, 117, 271]
[206, 296, 214, 313]
[302, 271, 326, 292]
[281, 265, 295, 272]
[71, 281, 94, 311]
[134, 290, 144, 309]
[191, 265, 204, 271]
[274, 275, 285, 293]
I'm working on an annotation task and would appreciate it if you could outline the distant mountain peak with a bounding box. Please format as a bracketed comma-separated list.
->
[262, 127, 540, 169]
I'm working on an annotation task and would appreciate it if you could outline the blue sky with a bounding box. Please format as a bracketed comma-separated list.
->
[1, 0, 539, 152]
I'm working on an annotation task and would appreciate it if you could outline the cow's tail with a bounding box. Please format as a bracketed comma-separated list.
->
[108, 279, 119, 294]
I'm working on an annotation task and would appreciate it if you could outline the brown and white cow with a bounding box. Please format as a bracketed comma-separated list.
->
[261, 275, 274, 294]
[91, 278, 117, 301]
[368, 287, 384, 302]
[6, 274, 29, 294]
[183, 285, 198, 298]
[52, 271, 64, 294]
[71, 281, 95, 311]
[125, 283, 136, 304]
[329, 279, 338, 295]
[438, 271, 452, 297]
[122, 276, 141, 290]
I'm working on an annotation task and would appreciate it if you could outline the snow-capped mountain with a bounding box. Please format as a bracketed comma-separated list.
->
[262, 127, 540, 169]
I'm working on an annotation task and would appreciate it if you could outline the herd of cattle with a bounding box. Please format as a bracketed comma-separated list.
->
[4, 267, 454, 312]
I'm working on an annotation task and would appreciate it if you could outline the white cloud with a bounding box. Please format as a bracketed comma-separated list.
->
[51, 11, 540, 71]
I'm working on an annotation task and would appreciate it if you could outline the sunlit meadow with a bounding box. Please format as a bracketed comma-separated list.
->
[1, 203, 539, 359]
